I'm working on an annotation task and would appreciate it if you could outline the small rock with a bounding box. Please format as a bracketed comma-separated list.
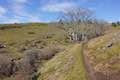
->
[0, 43, 7, 48]
[106, 42, 113, 48]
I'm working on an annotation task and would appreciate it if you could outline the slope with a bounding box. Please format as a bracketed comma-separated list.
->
[37, 44, 87, 80]
[86, 29, 120, 80]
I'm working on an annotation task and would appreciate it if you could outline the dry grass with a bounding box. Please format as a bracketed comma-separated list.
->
[37, 44, 87, 80]
[86, 29, 120, 73]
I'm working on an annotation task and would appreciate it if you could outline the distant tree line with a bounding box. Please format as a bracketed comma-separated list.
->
[112, 21, 120, 27]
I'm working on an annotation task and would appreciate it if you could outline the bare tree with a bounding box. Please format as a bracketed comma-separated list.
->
[58, 6, 108, 42]
[60, 7, 93, 23]
[58, 7, 94, 41]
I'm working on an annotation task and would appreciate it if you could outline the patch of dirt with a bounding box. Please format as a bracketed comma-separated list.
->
[82, 42, 120, 80]
[82, 42, 96, 80]
[95, 71, 120, 80]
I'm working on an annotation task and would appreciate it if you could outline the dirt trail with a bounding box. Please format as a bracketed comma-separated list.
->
[81, 42, 120, 80]
[81, 42, 96, 80]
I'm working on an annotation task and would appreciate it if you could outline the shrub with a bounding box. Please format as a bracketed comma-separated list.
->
[16, 49, 40, 75]
[15, 50, 39, 80]
[0, 55, 16, 78]
[15, 46, 63, 80]
[39, 45, 63, 60]
[0, 24, 22, 30]
[27, 32, 35, 34]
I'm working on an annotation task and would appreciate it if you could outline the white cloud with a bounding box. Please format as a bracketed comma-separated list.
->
[0, 17, 20, 24]
[0, 15, 42, 24]
[10, 0, 28, 15]
[41, 2, 77, 12]
[0, 6, 6, 17]
[11, 0, 28, 3]
[28, 16, 41, 22]
[5, 0, 42, 23]
[1, 0, 84, 23]
[5, 19, 20, 24]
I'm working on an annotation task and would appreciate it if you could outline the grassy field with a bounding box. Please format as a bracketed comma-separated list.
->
[38, 44, 87, 80]
[0, 23, 120, 80]
[0, 23, 68, 59]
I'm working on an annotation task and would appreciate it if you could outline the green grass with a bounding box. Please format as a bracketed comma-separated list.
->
[37, 44, 87, 80]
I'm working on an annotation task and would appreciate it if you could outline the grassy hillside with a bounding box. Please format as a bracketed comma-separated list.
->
[37, 44, 87, 80]
[0, 23, 120, 80]
[87, 29, 120, 73]
[0, 23, 68, 59]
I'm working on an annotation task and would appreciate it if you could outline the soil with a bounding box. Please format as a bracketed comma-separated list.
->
[82, 42, 120, 80]
[82, 42, 96, 80]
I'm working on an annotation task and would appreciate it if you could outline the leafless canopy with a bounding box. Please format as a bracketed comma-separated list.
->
[59, 7, 93, 23]
[57, 6, 108, 41]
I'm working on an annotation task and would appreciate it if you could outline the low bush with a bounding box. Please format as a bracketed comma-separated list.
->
[39, 45, 63, 60]
[0, 55, 16, 78]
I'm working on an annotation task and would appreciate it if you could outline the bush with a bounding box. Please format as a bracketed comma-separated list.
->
[24, 45, 62, 60]
[0, 55, 16, 78]
[16, 50, 40, 75]
[39, 45, 63, 60]
[0, 24, 22, 30]
[15, 46, 63, 80]
[27, 32, 35, 34]
[63, 20, 108, 42]
[15, 50, 39, 80]
[112, 23, 117, 27]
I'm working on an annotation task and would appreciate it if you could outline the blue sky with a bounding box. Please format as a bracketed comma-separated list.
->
[0, 0, 119, 23]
